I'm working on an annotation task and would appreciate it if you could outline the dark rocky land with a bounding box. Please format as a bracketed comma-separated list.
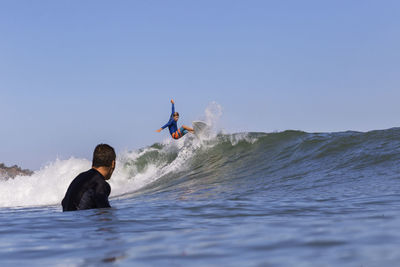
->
[0, 163, 33, 179]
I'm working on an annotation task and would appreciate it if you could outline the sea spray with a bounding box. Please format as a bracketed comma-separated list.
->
[203, 101, 223, 129]
[0, 158, 90, 208]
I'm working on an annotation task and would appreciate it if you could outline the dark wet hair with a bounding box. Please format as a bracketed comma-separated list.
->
[173, 112, 179, 117]
[92, 144, 116, 167]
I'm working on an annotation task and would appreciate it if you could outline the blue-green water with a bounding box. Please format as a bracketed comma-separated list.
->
[1, 128, 400, 266]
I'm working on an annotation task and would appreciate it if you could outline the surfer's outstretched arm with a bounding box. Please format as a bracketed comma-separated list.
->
[156, 121, 171, 132]
[171, 99, 175, 114]
[156, 100, 175, 133]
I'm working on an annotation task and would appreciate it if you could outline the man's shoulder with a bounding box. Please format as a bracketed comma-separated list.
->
[70, 169, 98, 185]
[74, 168, 95, 180]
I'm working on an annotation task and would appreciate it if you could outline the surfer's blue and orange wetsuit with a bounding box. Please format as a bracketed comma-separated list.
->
[161, 103, 188, 140]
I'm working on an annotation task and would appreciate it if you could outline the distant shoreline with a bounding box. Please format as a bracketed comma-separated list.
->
[0, 163, 33, 180]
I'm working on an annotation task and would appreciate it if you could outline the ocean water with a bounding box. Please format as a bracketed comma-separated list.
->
[1, 127, 400, 266]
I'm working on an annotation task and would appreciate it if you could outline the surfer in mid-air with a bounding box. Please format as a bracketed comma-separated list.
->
[156, 99, 194, 140]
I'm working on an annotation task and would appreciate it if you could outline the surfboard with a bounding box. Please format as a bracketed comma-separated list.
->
[192, 121, 209, 138]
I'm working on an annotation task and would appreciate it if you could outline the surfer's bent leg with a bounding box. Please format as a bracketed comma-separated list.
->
[182, 125, 194, 133]
[171, 127, 190, 139]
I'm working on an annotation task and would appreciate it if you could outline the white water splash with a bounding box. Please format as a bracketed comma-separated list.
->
[203, 101, 223, 129]
[0, 158, 90, 208]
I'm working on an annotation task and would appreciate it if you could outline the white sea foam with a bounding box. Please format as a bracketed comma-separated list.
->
[228, 133, 260, 146]
[0, 158, 90, 208]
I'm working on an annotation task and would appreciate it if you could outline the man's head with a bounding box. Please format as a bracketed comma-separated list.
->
[92, 144, 116, 180]
[173, 112, 179, 122]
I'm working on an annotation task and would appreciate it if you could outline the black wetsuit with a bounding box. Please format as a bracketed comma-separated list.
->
[61, 168, 111, 212]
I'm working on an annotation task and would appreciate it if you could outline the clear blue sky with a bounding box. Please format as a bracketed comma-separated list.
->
[1, 1, 399, 169]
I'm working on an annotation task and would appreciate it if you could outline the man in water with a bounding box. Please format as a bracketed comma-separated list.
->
[61, 144, 116, 212]
[156, 99, 194, 139]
